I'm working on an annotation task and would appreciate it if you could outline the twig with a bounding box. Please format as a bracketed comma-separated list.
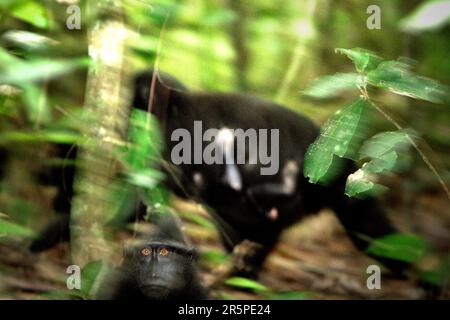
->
[358, 85, 450, 201]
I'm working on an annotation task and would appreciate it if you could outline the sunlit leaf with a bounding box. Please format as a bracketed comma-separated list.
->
[302, 73, 360, 99]
[367, 233, 429, 263]
[304, 98, 369, 184]
[335, 48, 383, 73]
[367, 61, 449, 103]
[400, 0, 450, 33]
[225, 277, 269, 292]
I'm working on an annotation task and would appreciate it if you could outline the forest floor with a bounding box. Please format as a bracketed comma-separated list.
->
[0, 176, 449, 300]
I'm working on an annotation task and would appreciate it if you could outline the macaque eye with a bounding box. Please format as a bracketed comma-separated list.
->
[159, 247, 169, 256]
[141, 248, 152, 256]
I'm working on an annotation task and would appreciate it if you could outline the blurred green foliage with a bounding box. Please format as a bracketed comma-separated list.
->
[0, 0, 449, 298]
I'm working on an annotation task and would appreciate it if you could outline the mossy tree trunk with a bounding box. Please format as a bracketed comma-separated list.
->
[70, 0, 131, 280]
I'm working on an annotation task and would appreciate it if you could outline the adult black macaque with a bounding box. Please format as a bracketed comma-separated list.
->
[98, 211, 208, 300]
[133, 69, 406, 276]
[29, 69, 405, 277]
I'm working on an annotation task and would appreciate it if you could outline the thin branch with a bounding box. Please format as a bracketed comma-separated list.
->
[359, 85, 450, 201]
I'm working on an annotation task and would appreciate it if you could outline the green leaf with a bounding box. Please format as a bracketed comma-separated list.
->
[335, 48, 383, 73]
[345, 131, 412, 197]
[0, 130, 81, 144]
[224, 277, 269, 292]
[400, 0, 450, 33]
[21, 84, 50, 124]
[345, 169, 388, 198]
[80, 261, 106, 299]
[2, 30, 58, 52]
[304, 98, 369, 184]
[359, 131, 410, 159]
[201, 249, 228, 264]
[0, 218, 35, 238]
[359, 130, 412, 173]
[0, 58, 89, 85]
[302, 73, 360, 99]
[126, 110, 162, 172]
[367, 61, 449, 103]
[367, 233, 429, 264]
[10, 1, 49, 29]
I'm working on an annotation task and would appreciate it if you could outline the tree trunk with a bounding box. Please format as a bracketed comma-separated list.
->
[70, 0, 131, 275]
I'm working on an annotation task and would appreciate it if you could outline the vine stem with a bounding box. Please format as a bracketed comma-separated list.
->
[359, 85, 450, 201]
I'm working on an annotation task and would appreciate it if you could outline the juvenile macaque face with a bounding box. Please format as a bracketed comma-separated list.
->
[123, 242, 196, 299]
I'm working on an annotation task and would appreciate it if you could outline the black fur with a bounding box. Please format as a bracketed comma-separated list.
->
[133, 70, 406, 275]
[30, 69, 406, 276]
[98, 212, 208, 300]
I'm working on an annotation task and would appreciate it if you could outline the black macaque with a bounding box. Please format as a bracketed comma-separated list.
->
[98, 211, 208, 300]
[132, 69, 407, 276]
[29, 143, 76, 252]
[30, 69, 406, 278]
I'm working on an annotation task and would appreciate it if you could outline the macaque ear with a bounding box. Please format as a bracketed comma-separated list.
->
[132, 70, 186, 119]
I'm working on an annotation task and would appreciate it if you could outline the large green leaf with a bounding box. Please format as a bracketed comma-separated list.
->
[304, 98, 369, 184]
[367, 61, 449, 103]
[367, 233, 429, 264]
[335, 48, 383, 73]
[302, 73, 360, 99]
